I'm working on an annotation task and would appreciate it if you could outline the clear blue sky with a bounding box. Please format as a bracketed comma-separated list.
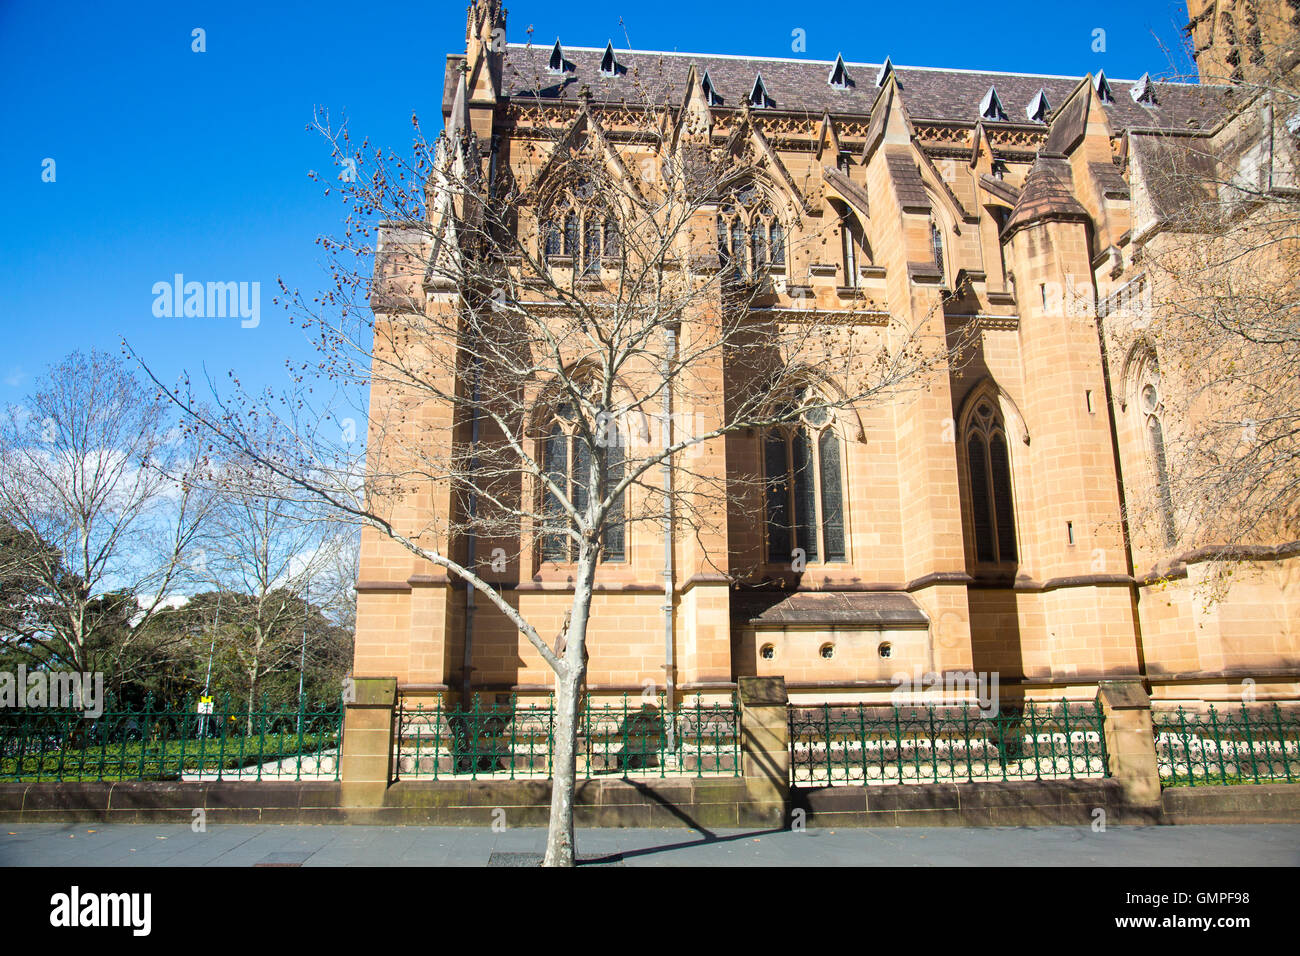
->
[0, 0, 1196, 400]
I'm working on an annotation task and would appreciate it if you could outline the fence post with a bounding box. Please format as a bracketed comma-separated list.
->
[340, 677, 398, 808]
[737, 676, 790, 827]
[1097, 679, 1161, 806]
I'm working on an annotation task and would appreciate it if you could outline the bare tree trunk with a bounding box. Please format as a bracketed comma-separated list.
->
[245, 667, 258, 736]
[543, 668, 582, 866]
[542, 548, 595, 868]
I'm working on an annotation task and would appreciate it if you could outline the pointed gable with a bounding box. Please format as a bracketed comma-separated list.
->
[676, 65, 715, 142]
[520, 104, 646, 208]
[748, 73, 773, 108]
[1044, 82, 1091, 155]
[815, 113, 842, 161]
[722, 111, 812, 218]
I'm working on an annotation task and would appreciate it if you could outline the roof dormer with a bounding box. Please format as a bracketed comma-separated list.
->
[548, 39, 569, 75]
[701, 69, 722, 106]
[876, 56, 897, 88]
[979, 85, 1008, 121]
[1130, 72, 1157, 105]
[748, 73, 773, 108]
[599, 41, 622, 77]
[828, 54, 854, 89]
[1026, 88, 1051, 123]
[1094, 70, 1114, 103]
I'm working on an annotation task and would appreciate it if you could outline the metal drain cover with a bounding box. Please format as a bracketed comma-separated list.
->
[487, 851, 624, 867]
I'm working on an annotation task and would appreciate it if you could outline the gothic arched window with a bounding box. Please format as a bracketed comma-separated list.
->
[965, 397, 1017, 565]
[540, 182, 619, 277]
[1135, 358, 1177, 547]
[930, 220, 945, 279]
[539, 403, 626, 563]
[717, 184, 786, 279]
[763, 391, 846, 565]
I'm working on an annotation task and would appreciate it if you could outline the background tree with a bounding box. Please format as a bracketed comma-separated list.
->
[0, 350, 213, 679]
[191, 454, 348, 728]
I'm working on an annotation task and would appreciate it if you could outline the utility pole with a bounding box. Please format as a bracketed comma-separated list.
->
[199, 591, 222, 737]
[297, 578, 309, 733]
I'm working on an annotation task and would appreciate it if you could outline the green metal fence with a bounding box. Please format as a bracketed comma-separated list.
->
[394, 693, 741, 780]
[1155, 704, 1300, 787]
[0, 694, 343, 782]
[789, 700, 1109, 787]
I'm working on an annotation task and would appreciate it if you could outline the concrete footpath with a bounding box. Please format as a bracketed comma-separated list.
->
[1, 823, 1298, 866]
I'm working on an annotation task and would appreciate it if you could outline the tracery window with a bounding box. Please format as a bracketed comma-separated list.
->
[965, 397, 1018, 565]
[540, 181, 619, 277]
[763, 391, 846, 565]
[717, 184, 786, 279]
[540, 403, 626, 563]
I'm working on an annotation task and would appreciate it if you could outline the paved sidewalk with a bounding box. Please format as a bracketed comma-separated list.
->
[2, 823, 1297, 866]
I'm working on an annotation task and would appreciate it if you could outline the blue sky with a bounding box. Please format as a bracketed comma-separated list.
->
[0, 0, 1197, 401]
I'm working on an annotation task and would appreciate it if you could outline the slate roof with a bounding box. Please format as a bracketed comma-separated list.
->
[822, 165, 871, 216]
[731, 590, 928, 628]
[469, 45, 1231, 133]
[979, 173, 1022, 206]
[884, 147, 930, 213]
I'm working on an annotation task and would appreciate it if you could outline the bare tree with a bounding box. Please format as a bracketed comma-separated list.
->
[135, 58, 973, 865]
[1116, 16, 1300, 595]
[195, 453, 342, 728]
[0, 350, 212, 679]
[314, 527, 360, 637]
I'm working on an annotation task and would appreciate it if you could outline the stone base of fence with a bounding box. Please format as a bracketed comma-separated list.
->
[4, 778, 1299, 827]
[379, 777, 759, 828]
[1160, 783, 1300, 824]
[793, 779, 1163, 827]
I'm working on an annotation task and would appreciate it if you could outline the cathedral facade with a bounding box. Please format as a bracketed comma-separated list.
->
[352, 1, 1300, 709]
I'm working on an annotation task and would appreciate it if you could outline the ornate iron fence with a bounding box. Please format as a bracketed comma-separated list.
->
[1155, 704, 1300, 786]
[394, 693, 741, 780]
[788, 700, 1108, 787]
[0, 694, 343, 782]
